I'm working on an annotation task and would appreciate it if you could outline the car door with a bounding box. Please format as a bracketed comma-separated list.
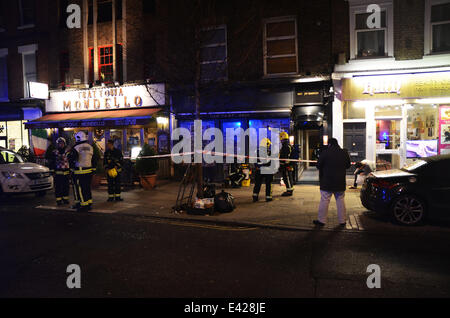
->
[420, 160, 450, 216]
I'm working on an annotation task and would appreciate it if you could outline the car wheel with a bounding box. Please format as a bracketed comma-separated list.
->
[35, 191, 47, 197]
[391, 195, 426, 225]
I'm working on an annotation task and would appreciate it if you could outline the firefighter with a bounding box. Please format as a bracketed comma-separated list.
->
[104, 139, 124, 202]
[279, 131, 295, 196]
[49, 137, 70, 206]
[68, 131, 95, 212]
[252, 138, 274, 202]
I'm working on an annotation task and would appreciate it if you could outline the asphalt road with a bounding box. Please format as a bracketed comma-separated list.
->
[1, 195, 450, 298]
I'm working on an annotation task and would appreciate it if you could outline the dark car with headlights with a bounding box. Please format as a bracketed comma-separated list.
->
[360, 154, 450, 225]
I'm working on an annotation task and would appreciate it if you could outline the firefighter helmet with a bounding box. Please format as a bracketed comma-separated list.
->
[280, 131, 289, 141]
[56, 137, 66, 145]
[260, 138, 271, 148]
[74, 131, 87, 142]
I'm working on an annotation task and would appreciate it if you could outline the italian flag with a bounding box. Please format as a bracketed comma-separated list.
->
[31, 129, 49, 157]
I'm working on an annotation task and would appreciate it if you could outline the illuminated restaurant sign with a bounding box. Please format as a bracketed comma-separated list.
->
[45, 84, 165, 113]
[342, 72, 450, 100]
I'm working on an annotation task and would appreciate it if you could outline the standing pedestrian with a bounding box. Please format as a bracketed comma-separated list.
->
[104, 139, 124, 202]
[279, 132, 294, 196]
[48, 137, 70, 206]
[68, 131, 95, 212]
[313, 138, 351, 227]
[252, 138, 274, 202]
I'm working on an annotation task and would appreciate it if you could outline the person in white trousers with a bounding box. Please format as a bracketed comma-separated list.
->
[313, 138, 351, 227]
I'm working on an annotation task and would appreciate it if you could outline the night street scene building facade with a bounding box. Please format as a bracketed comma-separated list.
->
[2, 0, 450, 302]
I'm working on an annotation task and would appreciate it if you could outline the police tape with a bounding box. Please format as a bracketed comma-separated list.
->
[124, 150, 320, 163]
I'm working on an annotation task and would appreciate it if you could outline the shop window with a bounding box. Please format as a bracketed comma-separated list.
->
[88, 0, 122, 24]
[407, 104, 439, 158]
[18, 0, 35, 28]
[249, 118, 290, 147]
[264, 17, 298, 76]
[0, 56, 8, 101]
[376, 153, 400, 170]
[22, 52, 37, 98]
[343, 102, 365, 119]
[431, 2, 450, 53]
[200, 26, 227, 81]
[376, 119, 400, 150]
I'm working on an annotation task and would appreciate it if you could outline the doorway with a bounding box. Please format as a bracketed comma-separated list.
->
[344, 123, 366, 173]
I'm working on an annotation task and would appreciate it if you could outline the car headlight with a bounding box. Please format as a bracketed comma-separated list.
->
[1, 171, 24, 179]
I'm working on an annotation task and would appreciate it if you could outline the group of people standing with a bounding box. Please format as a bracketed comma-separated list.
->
[251, 132, 356, 228]
[47, 132, 124, 212]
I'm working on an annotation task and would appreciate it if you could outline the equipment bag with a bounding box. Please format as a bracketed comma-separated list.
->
[214, 190, 236, 213]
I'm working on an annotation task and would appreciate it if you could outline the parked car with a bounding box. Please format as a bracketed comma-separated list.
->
[360, 154, 450, 225]
[0, 147, 53, 197]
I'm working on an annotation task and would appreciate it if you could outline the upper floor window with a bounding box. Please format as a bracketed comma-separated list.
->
[428, 1, 450, 53]
[0, 51, 8, 101]
[0, 2, 6, 32]
[18, 0, 35, 28]
[263, 17, 298, 76]
[199, 26, 227, 81]
[88, 0, 122, 24]
[89, 44, 123, 83]
[349, 2, 393, 59]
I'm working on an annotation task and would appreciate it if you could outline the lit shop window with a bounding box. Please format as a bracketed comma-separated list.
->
[343, 102, 366, 119]
[23, 52, 37, 98]
[431, 2, 450, 53]
[200, 26, 227, 81]
[406, 104, 439, 159]
[355, 11, 387, 58]
[376, 119, 400, 150]
[264, 17, 298, 75]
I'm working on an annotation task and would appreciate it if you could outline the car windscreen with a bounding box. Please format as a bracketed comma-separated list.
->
[0, 150, 24, 164]
[401, 159, 427, 172]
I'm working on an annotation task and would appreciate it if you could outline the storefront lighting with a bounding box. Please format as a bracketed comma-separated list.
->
[416, 98, 450, 104]
[289, 136, 294, 145]
[156, 117, 169, 125]
[292, 76, 330, 83]
[323, 135, 329, 146]
[354, 100, 406, 107]
[131, 146, 142, 160]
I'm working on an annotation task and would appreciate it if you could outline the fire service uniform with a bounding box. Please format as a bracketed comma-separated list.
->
[279, 132, 295, 196]
[69, 131, 95, 212]
[252, 138, 274, 202]
[48, 137, 70, 205]
[104, 144, 124, 201]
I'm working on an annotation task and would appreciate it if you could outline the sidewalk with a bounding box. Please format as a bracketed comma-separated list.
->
[34, 178, 450, 235]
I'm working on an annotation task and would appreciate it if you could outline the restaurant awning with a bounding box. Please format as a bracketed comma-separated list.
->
[25, 108, 162, 129]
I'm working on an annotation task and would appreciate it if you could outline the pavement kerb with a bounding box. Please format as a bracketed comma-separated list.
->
[118, 210, 365, 234]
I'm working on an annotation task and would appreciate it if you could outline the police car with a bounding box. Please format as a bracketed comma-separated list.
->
[0, 147, 53, 196]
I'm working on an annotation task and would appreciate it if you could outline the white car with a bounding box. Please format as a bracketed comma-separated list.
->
[0, 147, 53, 196]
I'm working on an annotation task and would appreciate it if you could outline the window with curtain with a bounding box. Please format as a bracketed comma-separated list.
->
[431, 2, 450, 53]
[355, 11, 387, 58]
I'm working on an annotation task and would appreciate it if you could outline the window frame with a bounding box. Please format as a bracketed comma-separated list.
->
[263, 16, 298, 77]
[89, 44, 122, 83]
[349, 2, 394, 60]
[17, 0, 36, 29]
[18, 44, 38, 99]
[425, 0, 450, 55]
[0, 49, 8, 102]
[199, 25, 228, 82]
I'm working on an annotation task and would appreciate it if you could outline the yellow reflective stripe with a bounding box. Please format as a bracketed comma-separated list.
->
[55, 171, 70, 175]
[74, 169, 93, 175]
[63, 196, 69, 200]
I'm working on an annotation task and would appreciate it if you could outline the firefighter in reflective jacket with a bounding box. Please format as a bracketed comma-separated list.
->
[48, 137, 70, 206]
[279, 131, 295, 196]
[252, 138, 274, 202]
[104, 139, 124, 202]
[68, 131, 95, 212]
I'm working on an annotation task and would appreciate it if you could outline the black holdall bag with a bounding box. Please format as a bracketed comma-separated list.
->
[214, 190, 235, 213]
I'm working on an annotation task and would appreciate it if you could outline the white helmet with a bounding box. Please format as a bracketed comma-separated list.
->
[75, 131, 87, 142]
[56, 137, 66, 145]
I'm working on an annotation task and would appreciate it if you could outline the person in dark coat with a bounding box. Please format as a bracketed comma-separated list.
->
[48, 137, 70, 206]
[313, 138, 351, 227]
[104, 139, 124, 202]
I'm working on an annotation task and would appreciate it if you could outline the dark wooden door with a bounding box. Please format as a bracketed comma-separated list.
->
[344, 123, 366, 173]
